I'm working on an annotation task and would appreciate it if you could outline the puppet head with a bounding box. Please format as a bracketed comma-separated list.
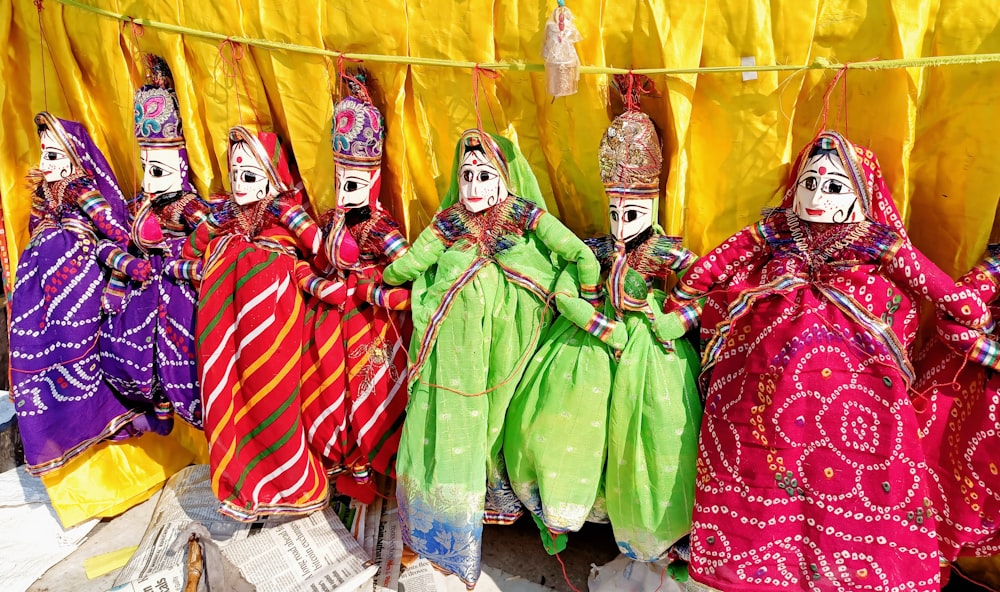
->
[332, 73, 384, 209]
[133, 54, 194, 196]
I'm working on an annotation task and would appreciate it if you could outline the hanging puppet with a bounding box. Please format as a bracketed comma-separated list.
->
[383, 128, 610, 586]
[10, 112, 150, 474]
[297, 72, 410, 503]
[182, 126, 344, 520]
[912, 210, 1000, 573]
[541, 0, 583, 98]
[666, 130, 997, 591]
[101, 54, 209, 430]
[505, 75, 701, 562]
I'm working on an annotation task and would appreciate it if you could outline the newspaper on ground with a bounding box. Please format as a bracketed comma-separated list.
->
[223, 509, 378, 592]
[109, 465, 376, 592]
[356, 494, 402, 592]
[0, 464, 99, 592]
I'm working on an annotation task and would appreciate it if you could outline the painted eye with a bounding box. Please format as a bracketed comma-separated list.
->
[345, 180, 360, 192]
[240, 171, 260, 183]
[44, 151, 60, 161]
[478, 171, 494, 183]
[149, 166, 165, 178]
[462, 170, 474, 183]
[610, 211, 619, 222]
[822, 179, 850, 194]
[800, 177, 817, 191]
[624, 210, 640, 223]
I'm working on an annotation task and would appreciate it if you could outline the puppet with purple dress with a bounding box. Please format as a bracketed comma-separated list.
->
[11, 112, 151, 474]
[100, 55, 210, 430]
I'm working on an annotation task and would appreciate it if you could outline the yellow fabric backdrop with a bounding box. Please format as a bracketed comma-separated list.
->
[4, 0, 1000, 278]
[3, 0, 1000, 523]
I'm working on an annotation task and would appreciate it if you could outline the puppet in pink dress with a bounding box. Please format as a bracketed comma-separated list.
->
[913, 241, 1000, 573]
[667, 131, 995, 591]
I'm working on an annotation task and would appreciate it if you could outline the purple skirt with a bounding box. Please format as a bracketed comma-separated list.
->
[100, 241, 201, 428]
[10, 225, 141, 474]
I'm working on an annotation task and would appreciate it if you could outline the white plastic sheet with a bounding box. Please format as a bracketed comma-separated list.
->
[0, 465, 98, 592]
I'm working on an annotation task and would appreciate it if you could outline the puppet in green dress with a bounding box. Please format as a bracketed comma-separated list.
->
[383, 129, 619, 587]
[507, 86, 702, 561]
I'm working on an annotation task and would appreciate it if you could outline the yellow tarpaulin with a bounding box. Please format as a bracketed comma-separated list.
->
[3, 0, 1000, 522]
[4, 0, 1000, 276]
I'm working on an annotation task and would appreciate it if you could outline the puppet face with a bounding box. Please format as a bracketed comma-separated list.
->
[230, 142, 271, 205]
[336, 166, 380, 209]
[458, 150, 508, 213]
[39, 130, 73, 182]
[793, 151, 863, 224]
[140, 147, 183, 195]
[609, 197, 654, 242]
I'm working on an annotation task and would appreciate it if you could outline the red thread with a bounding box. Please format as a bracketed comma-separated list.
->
[615, 71, 654, 112]
[654, 563, 668, 592]
[815, 60, 875, 137]
[35, 0, 48, 110]
[218, 38, 260, 126]
[949, 561, 1000, 592]
[910, 345, 971, 404]
[124, 18, 147, 210]
[384, 285, 566, 398]
[553, 550, 582, 592]
[335, 53, 366, 100]
[472, 64, 501, 136]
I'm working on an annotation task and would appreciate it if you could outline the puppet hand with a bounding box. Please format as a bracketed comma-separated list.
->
[607, 320, 628, 350]
[652, 310, 689, 345]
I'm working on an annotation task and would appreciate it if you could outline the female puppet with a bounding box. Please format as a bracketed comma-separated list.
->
[11, 112, 150, 474]
[183, 127, 343, 520]
[913, 237, 1000, 569]
[101, 55, 209, 429]
[668, 131, 995, 592]
[301, 75, 410, 503]
[383, 129, 608, 586]
[505, 87, 701, 562]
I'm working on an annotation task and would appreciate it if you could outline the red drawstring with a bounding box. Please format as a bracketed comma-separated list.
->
[335, 53, 366, 99]
[218, 38, 261, 127]
[553, 550, 583, 592]
[124, 17, 146, 206]
[472, 64, 501, 135]
[35, 0, 48, 110]
[613, 71, 655, 112]
[816, 64, 849, 136]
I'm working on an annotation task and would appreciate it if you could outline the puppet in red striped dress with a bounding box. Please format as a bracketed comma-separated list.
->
[183, 127, 344, 520]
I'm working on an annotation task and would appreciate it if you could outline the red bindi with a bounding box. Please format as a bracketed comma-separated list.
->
[41, 144, 46, 149]
[819, 166, 827, 175]
[471, 158, 478, 165]
[236, 156, 243, 164]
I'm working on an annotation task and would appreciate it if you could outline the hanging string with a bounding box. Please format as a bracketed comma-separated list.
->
[614, 71, 654, 113]
[653, 563, 668, 592]
[216, 38, 262, 127]
[34, 0, 49, 110]
[123, 16, 145, 65]
[53, 0, 1000, 76]
[553, 551, 582, 592]
[839, 64, 850, 137]
[335, 53, 367, 101]
[383, 287, 566, 398]
[909, 344, 972, 409]
[472, 64, 500, 135]
[122, 19, 146, 211]
[815, 64, 849, 136]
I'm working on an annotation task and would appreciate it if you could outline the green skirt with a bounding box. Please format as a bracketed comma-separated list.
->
[505, 312, 616, 535]
[606, 290, 702, 561]
[396, 262, 551, 586]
